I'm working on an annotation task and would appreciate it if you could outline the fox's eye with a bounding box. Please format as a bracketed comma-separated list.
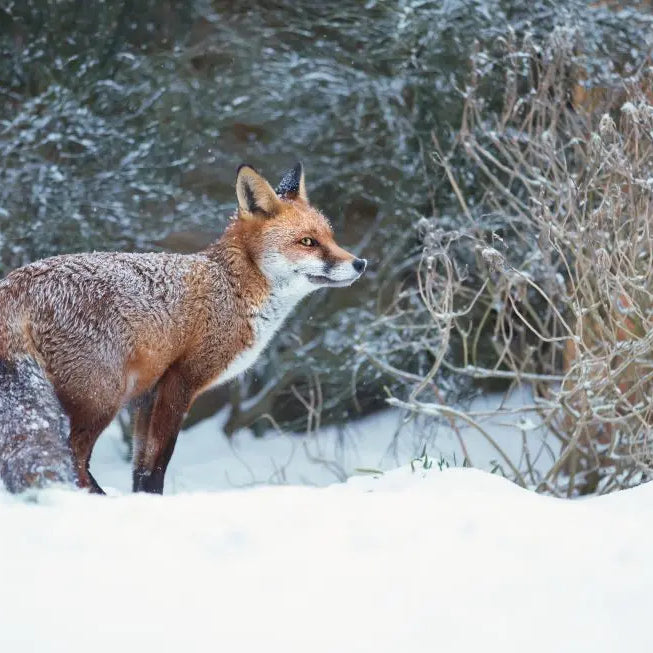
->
[300, 237, 317, 247]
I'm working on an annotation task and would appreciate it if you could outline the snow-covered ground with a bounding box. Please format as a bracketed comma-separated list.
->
[1, 394, 650, 652]
[1, 464, 651, 652]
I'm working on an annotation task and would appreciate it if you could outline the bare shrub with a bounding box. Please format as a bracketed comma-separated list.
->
[365, 28, 653, 496]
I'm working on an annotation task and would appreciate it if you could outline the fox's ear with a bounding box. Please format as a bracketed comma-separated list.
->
[236, 165, 281, 218]
[276, 162, 308, 202]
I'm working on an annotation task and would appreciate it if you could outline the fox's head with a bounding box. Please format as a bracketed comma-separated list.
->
[232, 163, 367, 295]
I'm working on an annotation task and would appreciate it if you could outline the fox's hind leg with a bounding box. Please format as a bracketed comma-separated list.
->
[69, 412, 117, 494]
[53, 363, 125, 494]
[65, 390, 122, 493]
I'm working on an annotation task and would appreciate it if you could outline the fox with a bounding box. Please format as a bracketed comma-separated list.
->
[0, 163, 367, 494]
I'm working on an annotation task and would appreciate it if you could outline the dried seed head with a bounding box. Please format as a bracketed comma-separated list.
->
[478, 246, 505, 273]
[620, 101, 638, 119]
[595, 247, 610, 275]
[599, 113, 616, 141]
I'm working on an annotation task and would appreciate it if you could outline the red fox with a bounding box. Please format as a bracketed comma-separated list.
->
[0, 163, 366, 493]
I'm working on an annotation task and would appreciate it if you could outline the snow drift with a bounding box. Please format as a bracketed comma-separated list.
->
[0, 463, 650, 653]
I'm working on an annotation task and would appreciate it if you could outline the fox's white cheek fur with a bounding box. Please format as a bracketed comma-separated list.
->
[259, 251, 317, 295]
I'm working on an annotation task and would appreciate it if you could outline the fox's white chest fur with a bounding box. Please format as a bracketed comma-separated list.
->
[215, 280, 309, 385]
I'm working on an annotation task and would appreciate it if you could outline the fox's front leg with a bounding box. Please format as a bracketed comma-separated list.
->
[130, 389, 154, 489]
[132, 368, 192, 494]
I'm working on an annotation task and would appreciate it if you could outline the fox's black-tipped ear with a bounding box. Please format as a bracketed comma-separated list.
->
[236, 165, 281, 218]
[276, 162, 308, 202]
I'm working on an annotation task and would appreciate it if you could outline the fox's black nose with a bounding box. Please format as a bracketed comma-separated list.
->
[353, 258, 367, 274]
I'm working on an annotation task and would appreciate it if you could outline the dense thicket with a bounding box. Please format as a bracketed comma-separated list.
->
[0, 0, 651, 432]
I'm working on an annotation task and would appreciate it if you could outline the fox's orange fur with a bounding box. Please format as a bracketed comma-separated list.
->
[0, 164, 366, 493]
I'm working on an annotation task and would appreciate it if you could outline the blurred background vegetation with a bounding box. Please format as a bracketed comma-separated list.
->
[0, 0, 652, 440]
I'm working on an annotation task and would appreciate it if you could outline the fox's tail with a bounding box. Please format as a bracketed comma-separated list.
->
[0, 356, 77, 493]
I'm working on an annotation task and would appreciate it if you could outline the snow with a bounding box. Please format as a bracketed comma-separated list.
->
[1, 393, 650, 651]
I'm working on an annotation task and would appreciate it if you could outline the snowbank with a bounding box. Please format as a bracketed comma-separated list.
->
[1, 464, 650, 652]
